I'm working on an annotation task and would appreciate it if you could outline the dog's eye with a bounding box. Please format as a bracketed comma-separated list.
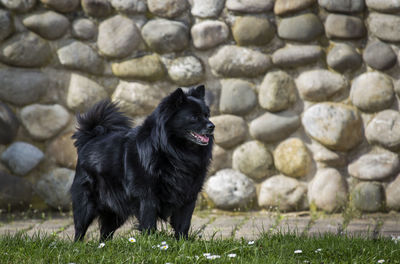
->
[190, 115, 198, 121]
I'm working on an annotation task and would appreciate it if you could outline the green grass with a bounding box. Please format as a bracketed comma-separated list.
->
[0, 231, 399, 264]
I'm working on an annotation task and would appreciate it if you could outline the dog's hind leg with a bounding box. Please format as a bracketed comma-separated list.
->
[99, 212, 125, 242]
[170, 200, 196, 239]
[138, 197, 157, 234]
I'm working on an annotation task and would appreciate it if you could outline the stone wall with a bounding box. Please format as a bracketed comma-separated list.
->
[1, 0, 400, 213]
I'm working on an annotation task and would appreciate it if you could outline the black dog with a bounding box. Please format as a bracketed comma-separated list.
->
[70, 85, 214, 242]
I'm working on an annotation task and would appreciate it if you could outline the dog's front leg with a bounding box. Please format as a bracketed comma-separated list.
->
[170, 200, 196, 239]
[138, 197, 157, 234]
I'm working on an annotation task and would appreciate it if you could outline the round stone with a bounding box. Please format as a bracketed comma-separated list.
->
[47, 132, 77, 169]
[82, 0, 112, 17]
[232, 141, 274, 181]
[72, 18, 97, 40]
[363, 40, 397, 71]
[386, 174, 400, 211]
[272, 45, 322, 67]
[368, 13, 400, 42]
[0, 10, 13, 42]
[219, 79, 257, 115]
[142, 19, 189, 53]
[20, 104, 70, 141]
[0, 170, 34, 210]
[366, 110, 400, 151]
[191, 20, 229, 50]
[319, 0, 365, 13]
[327, 43, 362, 73]
[0, 0, 36, 12]
[0, 68, 47, 106]
[274, 0, 315, 15]
[0, 32, 51, 67]
[295, 69, 347, 102]
[226, 0, 274, 13]
[40, 0, 80, 12]
[210, 115, 247, 149]
[35, 168, 74, 209]
[98, 15, 141, 58]
[0, 102, 19, 145]
[278, 13, 324, 42]
[308, 168, 348, 212]
[57, 41, 104, 75]
[302, 103, 362, 151]
[274, 138, 311, 178]
[205, 169, 256, 210]
[259, 71, 296, 112]
[209, 45, 272, 78]
[309, 140, 346, 167]
[348, 151, 400, 181]
[350, 72, 394, 112]
[366, 0, 400, 13]
[258, 175, 308, 212]
[111, 81, 163, 117]
[109, 0, 147, 14]
[191, 0, 224, 18]
[1, 142, 44, 176]
[351, 182, 385, 212]
[250, 110, 300, 143]
[67, 73, 108, 112]
[325, 14, 366, 39]
[112, 54, 165, 81]
[167, 56, 204, 86]
[208, 145, 231, 175]
[148, 0, 187, 18]
[232, 16, 275, 46]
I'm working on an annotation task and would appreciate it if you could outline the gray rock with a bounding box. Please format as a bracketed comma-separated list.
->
[112, 54, 165, 81]
[167, 56, 204, 86]
[232, 16, 275, 46]
[348, 151, 400, 181]
[20, 104, 70, 141]
[259, 71, 296, 112]
[363, 40, 397, 71]
[258, 175, 308, 212]
[208, 145, 231, 175]
[278, 13, 324, 42]
[57, 41, 104, 75]
[0, 68, 47, 106]
[327, 43, 362, 72]
[350, 72, 394, 112]
[295, 69, 347, 102]
[98, 15, 141, 58]
[368, 13, 400, 42]
[0, 10, 13, 42]
[0, 170, 34, 210]
[232, 141, 274, 181]
[325, 14, 366, 39]
[386, 174, 400, 211]
[226, 0, 274, 13]
[210, 115, 247, 149]
[219, 79, 257, 115]
[250, 111, 300, 143]
[366, 0, 400, 13]
[0, 32, 51, 67]
[142, 19, 189, 53]
[308, 168, 348, 212]
[40, 0, 80, 12]
[109, 0, 147, 14]
[205, 169, 256, 210]
[272, 45, 322, 67]
[318, 0, 365, 13]
[274, 0, 316, 15]
[36, 168, 74, 209]
[302, 103, 362, 151]
[0, 102, 19, 145]
[309, 140, 346, 167]
[351, 182, 384, 212]
[82, 0, 112, 17]
[209, 45, 272, 78]
[47, 132, 77, 169]
[0, 0, 35, 12]
[191, 20, 229, 50]
[111, 81, 163, 116]
[67, 73, 108, 112]
[1, 142, 44, 176]
[366, 110, 400, 151]
[72, 18, 97, 40]
[148, 0, 187, 18]
[191, 0, 224, 18]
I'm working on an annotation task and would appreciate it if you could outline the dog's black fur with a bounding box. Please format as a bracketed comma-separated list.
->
[70, 85, 214, 242]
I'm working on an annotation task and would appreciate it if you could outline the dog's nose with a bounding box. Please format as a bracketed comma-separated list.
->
[207, 122, 215, 131]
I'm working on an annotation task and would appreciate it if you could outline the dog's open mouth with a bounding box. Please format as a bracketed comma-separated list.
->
[188, 131, 210, 146]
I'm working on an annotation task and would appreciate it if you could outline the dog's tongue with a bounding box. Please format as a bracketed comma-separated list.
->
[198, 134, 209, 143]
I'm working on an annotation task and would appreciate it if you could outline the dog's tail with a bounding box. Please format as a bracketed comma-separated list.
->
[72, 100, 132, 150]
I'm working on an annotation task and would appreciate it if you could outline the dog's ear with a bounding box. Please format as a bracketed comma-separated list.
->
[169, 87, 186, 107]
[188, 85, 205, 99]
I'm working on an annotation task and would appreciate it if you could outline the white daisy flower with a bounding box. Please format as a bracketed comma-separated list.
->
[378, 260, 385, 263]
[128, 237, 136, 243]
[203, 253, 211, 257]
[207, 255, 221, 260]
[294, 250, 303, 254]
[98, 242, 105, 248]
[227, 253, 237, 258]
[161, 241, 167, 245]
[160, 244, 169, 250]
[248, 240, 255, 245]
[315, 248, 322, 253]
